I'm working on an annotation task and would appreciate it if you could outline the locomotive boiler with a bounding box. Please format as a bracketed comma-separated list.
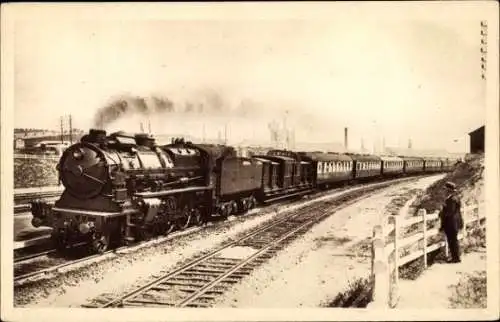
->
[31, 129, 213, 253]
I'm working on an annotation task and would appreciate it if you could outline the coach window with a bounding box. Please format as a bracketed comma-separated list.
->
[317, 163, 322, 174]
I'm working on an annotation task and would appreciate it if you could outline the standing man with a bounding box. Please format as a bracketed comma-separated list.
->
[439, 182, 464, 263]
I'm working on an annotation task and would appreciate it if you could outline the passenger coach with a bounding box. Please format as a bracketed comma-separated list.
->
[380, 156, 404, 177]
[299, 152, 353, 188]
[350, 154, 382, 180]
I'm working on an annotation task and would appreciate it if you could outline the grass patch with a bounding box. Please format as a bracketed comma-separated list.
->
[14, 157, 59, 188]
[314, 236, 351, 249]
[398, 248, 446, 280]
[384, 188, 422, 217]
[325, 277, 373, 308]
[347, 237, 371, 257]
[449, 271, 486, 308]
[410, 155, 484, 216]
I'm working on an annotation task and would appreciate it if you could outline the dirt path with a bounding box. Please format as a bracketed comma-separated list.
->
[396, 249, 486, 308]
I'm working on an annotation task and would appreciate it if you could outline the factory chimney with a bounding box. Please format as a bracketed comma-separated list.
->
[344, 127, 348, 151]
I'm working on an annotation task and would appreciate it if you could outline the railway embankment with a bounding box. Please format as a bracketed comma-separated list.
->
[395, 154, 486, 309]
[399, 154, 485, 281]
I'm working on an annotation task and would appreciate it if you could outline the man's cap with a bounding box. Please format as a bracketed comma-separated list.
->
[445, 181, 457, 190]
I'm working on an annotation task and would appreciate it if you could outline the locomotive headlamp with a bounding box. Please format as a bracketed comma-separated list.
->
[79, 221, 94, 234]
[72, 148, 84, 160]
[31, 217, 43, 228]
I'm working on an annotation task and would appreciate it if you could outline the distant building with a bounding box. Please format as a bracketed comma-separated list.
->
[14, 128, 84, 151]
[468, 126, 485, 154]
[22, 141, 70, 155]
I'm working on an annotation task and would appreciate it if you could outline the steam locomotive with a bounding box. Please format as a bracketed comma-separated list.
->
[30, 129, 457, 253]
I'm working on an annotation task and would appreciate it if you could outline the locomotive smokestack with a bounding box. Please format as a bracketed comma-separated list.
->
[344, 127, 348, 150]
[135, 133, 155, 148]
[86, 129, 107, 144]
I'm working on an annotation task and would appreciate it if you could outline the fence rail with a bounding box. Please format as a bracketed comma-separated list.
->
[14, 153, 60, 160]
[368, 203, 485, 308]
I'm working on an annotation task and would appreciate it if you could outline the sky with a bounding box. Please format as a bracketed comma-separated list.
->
[11, 3, 488, 153]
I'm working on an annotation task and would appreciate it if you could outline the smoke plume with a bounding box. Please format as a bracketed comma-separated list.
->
[93, 95, 174, 129]
[93, 89, 245, 129]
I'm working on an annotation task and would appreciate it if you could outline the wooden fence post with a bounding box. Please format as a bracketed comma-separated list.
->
[420, 209, 428, 269]
[371, 224, 389, 307]
[393, 215, 399, 306]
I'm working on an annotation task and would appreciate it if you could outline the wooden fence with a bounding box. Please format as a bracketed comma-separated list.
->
[368, 203, 485, 308]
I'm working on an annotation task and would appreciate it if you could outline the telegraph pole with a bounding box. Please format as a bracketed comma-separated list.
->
[69, 114, 73, 144]
[224, 124, 228, 145]
[60, 116, 64, 144]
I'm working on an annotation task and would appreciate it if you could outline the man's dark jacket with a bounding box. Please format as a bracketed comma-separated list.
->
[440, 194, 464, 233]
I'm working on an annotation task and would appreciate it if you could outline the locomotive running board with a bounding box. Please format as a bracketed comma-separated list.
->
[134, 186, 213, 198]
[52, 207, 122, 218]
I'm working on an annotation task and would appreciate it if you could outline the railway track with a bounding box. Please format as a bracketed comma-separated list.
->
[14, 242, 96, 283]
[14, 188, 62, 214]
[84, 180, 396, 308]
[15, 249, 56, 263]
